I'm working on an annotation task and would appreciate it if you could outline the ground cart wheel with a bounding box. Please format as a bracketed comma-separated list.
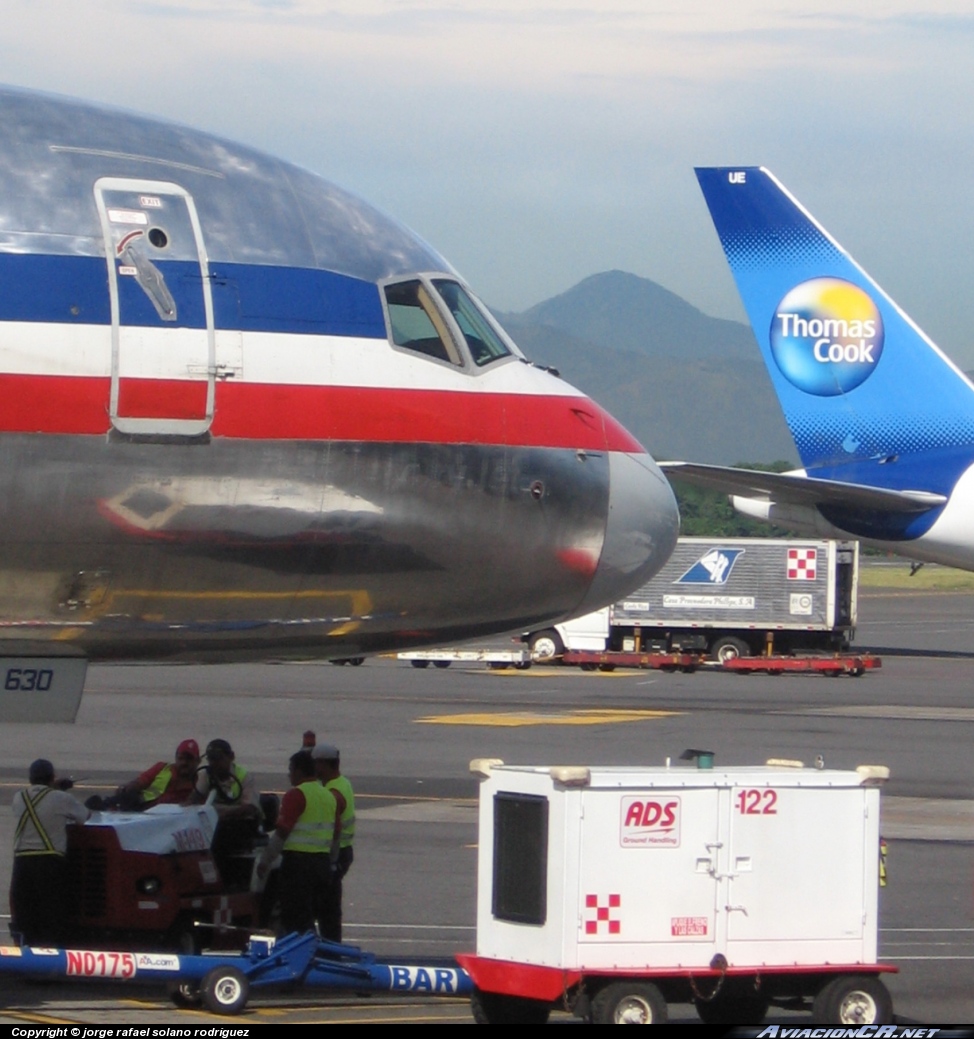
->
[529, 629, 563, 663]
[168, 981, 203, 1008]
[470, 987, 550, 1024]
[433, 660, 451, 669]
[201, 965, 250, 1015]
[711, 636, 750, 663]
[591, 981, 668, 1024]
[410, 659, 430, 668]
[694, 983, 769, 1024]
[812, 975, 892, 1025]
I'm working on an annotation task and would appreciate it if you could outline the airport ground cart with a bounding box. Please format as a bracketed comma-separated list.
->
[459, 758, 895, 1025]
[0, 932, 473, 1015]
[562, 650, 699, 672]
[398, 649, 532, 669]
[720, 652, 882, 677]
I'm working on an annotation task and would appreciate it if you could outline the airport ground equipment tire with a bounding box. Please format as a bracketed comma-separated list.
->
[348, 657, 365, 666]
[410, 660, 430, 669]
[711, 636, 750, 663]
[470, 987, 551, 1024]
[811, 975, 892, 1025]
[169, 981, 203, 1008]
[694, 982, 769, 1024]
[433, 660, 451, 669]
[529, 629, 564, 663]
[591, 980, 668, 1024]
[201, 965, 250, 1015]
[579, 662, 598, 671]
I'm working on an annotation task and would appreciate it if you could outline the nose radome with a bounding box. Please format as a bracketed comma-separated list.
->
[573, 451, 680, 617]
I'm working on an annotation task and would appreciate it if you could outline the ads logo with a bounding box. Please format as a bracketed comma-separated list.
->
[770, 277, 884, 396]
[620, 796, 681, 848]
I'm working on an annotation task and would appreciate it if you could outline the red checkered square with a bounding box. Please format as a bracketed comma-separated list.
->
[787, 547, 817, 580]
[584, 893, 621, 935]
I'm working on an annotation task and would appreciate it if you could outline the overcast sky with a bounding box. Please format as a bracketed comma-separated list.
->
[5, 1, 974, 363]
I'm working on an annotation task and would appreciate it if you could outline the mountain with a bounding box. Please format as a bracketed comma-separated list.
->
[496, 271, 796, 466]
[512, 270, 756, 362]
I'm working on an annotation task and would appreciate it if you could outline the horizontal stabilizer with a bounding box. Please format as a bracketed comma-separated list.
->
[660, 462, 946, 514]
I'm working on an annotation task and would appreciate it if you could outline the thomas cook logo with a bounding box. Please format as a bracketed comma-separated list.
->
[769, 278, 884, 396]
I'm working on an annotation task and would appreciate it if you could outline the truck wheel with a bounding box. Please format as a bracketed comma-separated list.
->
[201, 965, 250, 1015]
[529, 629, 564, 663]
[812, 975, 892, 1025]
[591, 981, 667, 1024]
[695, 984, 769, 1024]
[470, 988, 550, 1024]
[711, 636, 750, 663]
[410, 660, 430, 669]
[433, 660, 451, 669]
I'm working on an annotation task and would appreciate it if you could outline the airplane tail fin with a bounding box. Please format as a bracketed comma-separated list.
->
[695, 167, 974, 476]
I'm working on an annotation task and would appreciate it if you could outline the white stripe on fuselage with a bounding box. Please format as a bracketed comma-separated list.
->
[0, 320, 586, 397]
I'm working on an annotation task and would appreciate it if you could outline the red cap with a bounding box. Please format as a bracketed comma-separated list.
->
[176, 738, 200, 759]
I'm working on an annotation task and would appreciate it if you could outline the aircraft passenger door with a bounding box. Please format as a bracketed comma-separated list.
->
[95, 177, 215, 436]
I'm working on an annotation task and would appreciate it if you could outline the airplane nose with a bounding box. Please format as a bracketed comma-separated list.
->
[573, 451, 680, 616]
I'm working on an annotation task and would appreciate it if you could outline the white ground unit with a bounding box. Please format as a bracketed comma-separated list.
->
[458, 759, 894, 1025]
[396, 649, 531, 669]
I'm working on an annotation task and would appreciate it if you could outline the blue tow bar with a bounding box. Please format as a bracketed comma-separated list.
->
[0, 934, 473, 1015]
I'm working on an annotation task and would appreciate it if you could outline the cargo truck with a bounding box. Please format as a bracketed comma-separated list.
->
[526, 538, 858, 664]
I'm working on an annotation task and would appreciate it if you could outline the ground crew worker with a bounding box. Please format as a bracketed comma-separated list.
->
[257, 751, 339, 934]
[10, 759, 88, 947]
[192, 739, 261, 821]
[312, 741, 355, 942]
[110, 738, 200, 810]
[192, 739, 262, 883]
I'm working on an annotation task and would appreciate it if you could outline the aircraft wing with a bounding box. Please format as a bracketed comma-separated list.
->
[660, 462, 947, 515]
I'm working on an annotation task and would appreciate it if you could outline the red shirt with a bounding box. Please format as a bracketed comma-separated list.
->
[276, 786, 307, 834]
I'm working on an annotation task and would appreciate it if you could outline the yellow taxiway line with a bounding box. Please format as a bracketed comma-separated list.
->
[415, 708, 680, 727]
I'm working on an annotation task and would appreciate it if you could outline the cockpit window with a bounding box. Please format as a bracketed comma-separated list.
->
[384, 279, 463, 366]
[432, 279, 513, 367]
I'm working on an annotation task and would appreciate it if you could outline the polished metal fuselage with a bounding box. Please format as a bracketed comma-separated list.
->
[0, 88, 678, 661]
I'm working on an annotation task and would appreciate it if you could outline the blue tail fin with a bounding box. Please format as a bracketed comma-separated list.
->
[695, 167, 974, 476]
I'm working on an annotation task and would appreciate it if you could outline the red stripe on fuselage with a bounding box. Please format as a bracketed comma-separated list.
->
[118, 378, 208, 420]
[0, 374, 644, 452]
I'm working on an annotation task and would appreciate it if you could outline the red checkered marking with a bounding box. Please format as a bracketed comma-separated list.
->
[787, 547, 817, 580]
[584, 893, 621, 935]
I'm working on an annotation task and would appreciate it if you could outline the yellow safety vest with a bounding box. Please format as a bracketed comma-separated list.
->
[284, 781, 335, 855]
[142, 764, 173, 803]
[325, 775, 355, 849]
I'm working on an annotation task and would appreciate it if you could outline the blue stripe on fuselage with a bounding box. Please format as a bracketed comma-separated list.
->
[0, 254, 387, 338]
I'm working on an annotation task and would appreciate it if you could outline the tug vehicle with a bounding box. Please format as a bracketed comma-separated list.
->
[63, 801, 271, 951]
